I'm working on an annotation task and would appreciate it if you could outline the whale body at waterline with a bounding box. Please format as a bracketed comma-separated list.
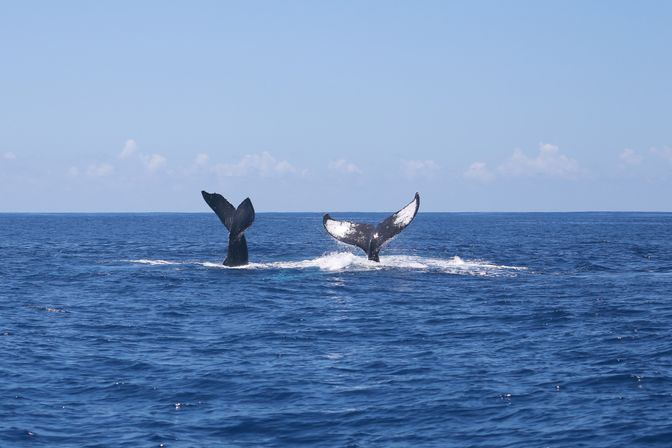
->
[201, 191, 255, 267]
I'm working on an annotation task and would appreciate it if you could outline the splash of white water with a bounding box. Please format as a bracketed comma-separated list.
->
[129, 252, 524, 276]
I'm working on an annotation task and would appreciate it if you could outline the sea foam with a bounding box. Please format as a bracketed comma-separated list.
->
[130, 253, 524, 276]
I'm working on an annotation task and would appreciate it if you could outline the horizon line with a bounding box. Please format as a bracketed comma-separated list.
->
[1, 210, 670, 215]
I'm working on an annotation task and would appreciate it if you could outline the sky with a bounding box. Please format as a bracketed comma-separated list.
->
[1, 0, 671, 212]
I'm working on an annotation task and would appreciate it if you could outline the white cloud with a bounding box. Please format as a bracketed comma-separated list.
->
[85, 163, 114, 177]
[329, 159, 362, 175]
[212, 152, 303, 177]
[649, 146, 672, 163]
[400, 159, 440, 179]
[3, 152, 16, 160]
[464, 162, 495, 182]
[194, 153, 209, 166]
[498, 143, 581, 179]
[67, 166, 80, 177]
[119, 139, 138, 159]
[274, 160, 300, 175]
[118, 139, 168, 173]
[618, 148, 642, 166]
[144, 153, 167, 173]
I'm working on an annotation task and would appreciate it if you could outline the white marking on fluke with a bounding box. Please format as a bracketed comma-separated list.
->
[393, 197, 418, 227]
[325, 219, 355, 239]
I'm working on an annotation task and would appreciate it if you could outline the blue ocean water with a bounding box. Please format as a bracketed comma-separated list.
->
[1, 212, 671, 447]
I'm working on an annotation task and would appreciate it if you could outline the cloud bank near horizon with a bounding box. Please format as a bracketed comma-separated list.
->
[2, 138, 671, 212]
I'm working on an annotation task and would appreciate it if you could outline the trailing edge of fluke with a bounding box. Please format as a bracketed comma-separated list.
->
[201, 191, 255, 267]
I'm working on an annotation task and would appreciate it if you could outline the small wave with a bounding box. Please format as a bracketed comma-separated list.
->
[127, 259, 182, 266]
[46, 307, 65, 313]
[201, 261, 224, 268]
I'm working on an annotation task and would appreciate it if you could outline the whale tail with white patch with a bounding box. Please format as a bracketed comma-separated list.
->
[323, 192, 420, 262]
[202, 191, 255, 267]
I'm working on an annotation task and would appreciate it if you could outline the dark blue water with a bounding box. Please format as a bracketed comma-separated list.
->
[2, 213, 672, 447]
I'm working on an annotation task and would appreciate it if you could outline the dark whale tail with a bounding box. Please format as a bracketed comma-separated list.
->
[201, 191, 255, 266]
[323, 193, 420, 262]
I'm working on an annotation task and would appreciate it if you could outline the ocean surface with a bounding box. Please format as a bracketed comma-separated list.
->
[1, 212, 671, 447]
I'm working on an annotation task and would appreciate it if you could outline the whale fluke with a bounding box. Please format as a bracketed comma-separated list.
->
[202, 191, 255, 266]
[323, 193, 420, 262]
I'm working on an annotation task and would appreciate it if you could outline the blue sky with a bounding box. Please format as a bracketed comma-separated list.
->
[1, 1, 671, 212]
